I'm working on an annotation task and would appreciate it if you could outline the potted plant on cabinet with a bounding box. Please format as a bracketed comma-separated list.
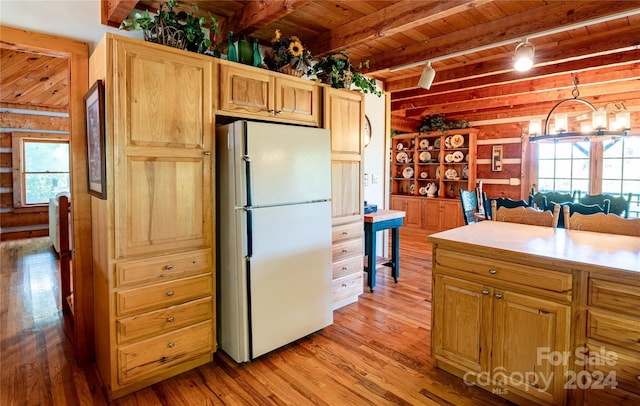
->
[120, 0, 219, 54]
[307, 51, 382, 96]
[262, 29, 313, 76]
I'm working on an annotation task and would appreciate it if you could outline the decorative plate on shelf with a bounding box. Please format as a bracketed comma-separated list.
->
[403, 167, 414, 179]
[396, 151, 409, 163]
[419, 139, 429, 149]
[445, 153, 455, 163]
[452, 151, 464, 162]
[419, 151, 431, 162]
[465, 153, 470, 162]
[451, 134, 465, 148]
[445, 168, 458, 179]
[396, 142, 404, 150]
[462, 165, 469, 179]
[433, 138, 441, 149]
[444, 136, 453, 149]
[436, 166, 441, 179]
[420, 171, 428, 179]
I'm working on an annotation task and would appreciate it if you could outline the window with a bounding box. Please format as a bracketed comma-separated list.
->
[535, 136, 640, 218]
[13, 138, 70, 207]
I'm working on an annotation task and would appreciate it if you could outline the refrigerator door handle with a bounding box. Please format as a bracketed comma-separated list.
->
[245, 208, 253, 257]
[242, 155, 251, 162]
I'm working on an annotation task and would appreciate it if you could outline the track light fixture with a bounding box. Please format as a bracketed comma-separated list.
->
[418, 62, 436, 90]
[514, 39, 535, 72]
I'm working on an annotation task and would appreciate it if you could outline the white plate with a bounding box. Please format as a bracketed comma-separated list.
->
[403, 167, 414, 178]
[434, 138, 441, 149]
[445, 168, 458, 179]
[396, 151, 409, 163]
[452, 151, 464, 162]
[396, 142, 404, 150]
[462, 165, 469, 179]
[419, 186, 427, 195]
[420, 171, 428, 179]
[444, 136, 453, 149]
[451, 134, 464, 148]
[445, 153, 455, 163]
[419, 139, 429, 149]
[419, 151, 431, 162]
[465, 153, 470, 162]
[436, 166, 441, 179]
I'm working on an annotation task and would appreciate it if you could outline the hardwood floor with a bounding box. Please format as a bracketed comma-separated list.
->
[1, 229, 512, 405]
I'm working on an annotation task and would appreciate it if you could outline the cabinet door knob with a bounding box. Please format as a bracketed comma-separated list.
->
[276, 110, 283, 116]
[489, 269, 497, 275]
[268, 109, 275, 115]
[167, 342, 175, 348]
[342, 248, 348, 253]
[482, 290, 489, 296]
[495, 293, 503, 299]
[636, 375, 640, 381]
[165, 264, 174, 270]
[167, 291, 174, 297]
[204, 151, 211, 156]
[342, 266, 348, 270]
[167, 316, 174, 322]
[342, 231, 349, 235]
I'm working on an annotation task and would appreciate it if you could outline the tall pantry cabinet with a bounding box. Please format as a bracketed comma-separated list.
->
[324, 87, 365, 309]
[89, 34, 215, 400]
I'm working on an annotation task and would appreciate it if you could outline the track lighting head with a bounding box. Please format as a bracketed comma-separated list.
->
[418, 62, 436, 90]
[514, 40, 535, 72]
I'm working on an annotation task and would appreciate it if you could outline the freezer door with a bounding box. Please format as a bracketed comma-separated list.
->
[248, 201, 333, 359]
[244, 121, 331, 206]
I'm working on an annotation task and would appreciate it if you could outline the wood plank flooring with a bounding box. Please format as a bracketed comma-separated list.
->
[1, 229, 512, 405]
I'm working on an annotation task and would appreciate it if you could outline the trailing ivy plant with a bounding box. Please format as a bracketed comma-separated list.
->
[307, 51, 382, 97]
[120, 0, 219, 54]
[419, 114, 470, 133]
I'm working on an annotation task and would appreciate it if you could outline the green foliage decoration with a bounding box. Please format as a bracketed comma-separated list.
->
[419, 114, 470, 133]
[307, 51, 382, 97]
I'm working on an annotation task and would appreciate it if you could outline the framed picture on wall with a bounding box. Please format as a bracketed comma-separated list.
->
[84, 79, 106, 199]
[492, 145, 503, 172]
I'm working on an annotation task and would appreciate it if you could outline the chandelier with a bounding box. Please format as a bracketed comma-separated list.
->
[528, 74, 630, 142]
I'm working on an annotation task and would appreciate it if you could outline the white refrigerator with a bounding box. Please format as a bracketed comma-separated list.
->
[216, 120, 333, 363]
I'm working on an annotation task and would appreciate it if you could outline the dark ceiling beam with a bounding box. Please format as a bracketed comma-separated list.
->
[306, 0, 489, 57]
[216, 0, 312, 46]
[357, 1, 640, 74]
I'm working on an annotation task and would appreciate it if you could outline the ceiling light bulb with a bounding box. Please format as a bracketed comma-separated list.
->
[514, 41, 535, 72]
[529, 119, 541, 136]
[418, 62, 436, 89]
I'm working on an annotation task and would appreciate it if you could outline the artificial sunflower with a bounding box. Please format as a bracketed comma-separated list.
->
[263, 29, 313, 73]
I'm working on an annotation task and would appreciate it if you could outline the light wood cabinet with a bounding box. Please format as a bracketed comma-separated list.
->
[89, 34, 215, 400]
[324, 87, 364, 309]
[218, 59, 320, 126]
[389, 195, 462, 232]
[389, 195, 422, 228]
[432, 247, 571, 405]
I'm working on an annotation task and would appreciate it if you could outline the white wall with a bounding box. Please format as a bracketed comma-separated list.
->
[0, 0, 140, 51]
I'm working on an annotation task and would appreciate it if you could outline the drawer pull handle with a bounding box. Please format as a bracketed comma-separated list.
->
[495, 293, 503, 299]
[167, 342, 175, 348]
[167, 291, 175, 297]
[167, 316, 174, 322]
[482, 290, 489, 296]
[342, 266, 348, 270]
[166, 264, 174, 270]
[342, 283, 347, 288]
[342, 231, 349, 235]
[489, 269, 497, 275]
[342, 248, 348, 253]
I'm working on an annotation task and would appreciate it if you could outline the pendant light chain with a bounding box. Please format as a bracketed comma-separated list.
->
[571, 73, 580, 99]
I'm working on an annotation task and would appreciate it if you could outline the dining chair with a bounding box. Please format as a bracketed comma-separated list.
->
[579, 192, 631, 218]
[484, 197, 529, 220]
[459, 188, 480, 225]
[492, 200, 560, 228]
[529, 191, 575, 210]
[563, 206, 640, 236]
[550, 201, 609, 228]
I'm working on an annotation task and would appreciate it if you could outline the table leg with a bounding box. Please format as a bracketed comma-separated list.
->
[391, 226, 399, 283]
[366, 226, 377, 292]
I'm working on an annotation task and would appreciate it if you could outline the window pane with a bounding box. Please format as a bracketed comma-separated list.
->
[572, 159, 590, 179]
[602, 139, 623, 157]
[602, 159, 622, 179]
[25, 173, 70, 204]
[555, 143, 573, 159]
[571, 181, 589, 195]
[24, 142, 69, 172]
[623, 159, 640, 180]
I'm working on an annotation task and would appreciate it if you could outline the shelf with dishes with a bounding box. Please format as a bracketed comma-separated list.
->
[391, 128, 478, 198]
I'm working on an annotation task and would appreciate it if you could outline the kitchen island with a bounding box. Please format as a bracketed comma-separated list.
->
[428, 221, 640, 405]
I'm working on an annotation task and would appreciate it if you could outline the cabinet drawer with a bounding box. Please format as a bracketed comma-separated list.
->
[332, 222, 363, 244]
[587, 310, 640, 353]
[332, 238, 363, 263]
[118, 320, 213, 384]
[115, 249, 211, 287]
[333, 256, 362, 280]
[436, 249, 572, 293]
[587, 344, 640, 396]
[332, 272, 363, 303]
[116, 274, 212, 316]
[117, 297, 213, 344]
[589, 278, 640, 318]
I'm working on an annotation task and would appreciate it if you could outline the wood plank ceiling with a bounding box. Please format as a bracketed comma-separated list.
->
[3, 1, 640, 133]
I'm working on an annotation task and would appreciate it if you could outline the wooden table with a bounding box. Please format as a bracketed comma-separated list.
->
[364, 209, 406, 292]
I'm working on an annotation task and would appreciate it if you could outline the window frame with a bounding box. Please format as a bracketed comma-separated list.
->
[11, 133, 70, 209]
